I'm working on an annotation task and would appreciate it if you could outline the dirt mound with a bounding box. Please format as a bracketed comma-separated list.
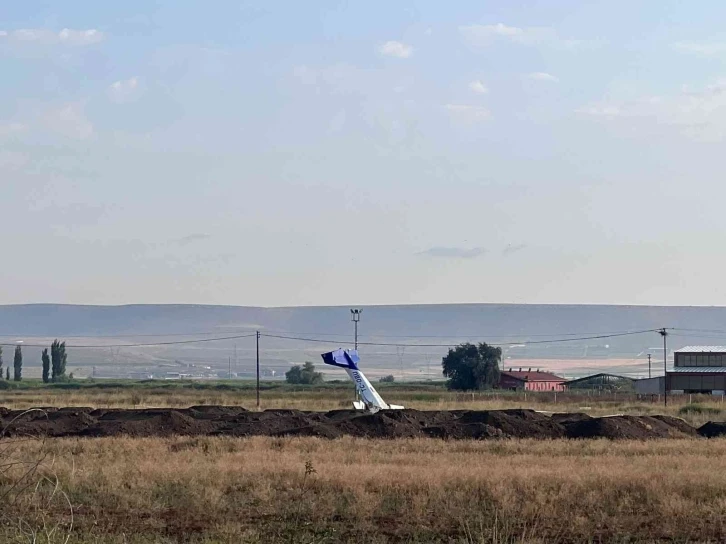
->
[564, 415, 696, 439]
[698, 421, 726, 438]
[0, 407, 704, 441]
[551, 412, 593, 424]
[456, 409, 567, 438]
[79, 409, 212, 438]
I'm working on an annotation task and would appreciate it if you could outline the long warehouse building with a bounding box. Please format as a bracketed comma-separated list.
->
[667, 346, 726, 394]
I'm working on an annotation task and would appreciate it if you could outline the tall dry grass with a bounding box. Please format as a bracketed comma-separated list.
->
[1, 436, 726, 542]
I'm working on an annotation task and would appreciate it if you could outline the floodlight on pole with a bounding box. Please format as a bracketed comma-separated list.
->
[350, 308, 362, 350]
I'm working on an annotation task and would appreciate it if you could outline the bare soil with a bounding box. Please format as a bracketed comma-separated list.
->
[0, 406, 716, 439]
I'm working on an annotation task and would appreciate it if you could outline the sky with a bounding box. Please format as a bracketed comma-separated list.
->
[3, 1, 726, 307]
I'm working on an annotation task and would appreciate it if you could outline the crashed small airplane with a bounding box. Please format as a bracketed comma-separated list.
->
[321, 348, 404, 412]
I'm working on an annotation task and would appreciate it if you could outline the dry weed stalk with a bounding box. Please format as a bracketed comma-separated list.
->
[0, 410, 73, 544]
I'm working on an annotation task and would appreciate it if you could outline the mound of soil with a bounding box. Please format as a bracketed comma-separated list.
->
[550, 412, 593, 424]
[698, 421, 726, 438]
[563, 415, 696, 439]
[0, 407, 704, 441]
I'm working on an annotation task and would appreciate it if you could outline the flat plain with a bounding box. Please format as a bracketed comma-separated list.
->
[1, 382, 726, 543]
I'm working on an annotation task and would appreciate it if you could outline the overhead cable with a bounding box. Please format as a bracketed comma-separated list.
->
[260, 328, 660, 348]
[0, 333, 259, 349]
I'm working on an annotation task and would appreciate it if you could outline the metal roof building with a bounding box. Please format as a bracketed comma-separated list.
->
[564, 373, 635, 391]
[667, 346, 726, 394]
[499, 369, 566, 392]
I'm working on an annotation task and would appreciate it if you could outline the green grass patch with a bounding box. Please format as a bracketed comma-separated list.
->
[678, 404, 722, 416]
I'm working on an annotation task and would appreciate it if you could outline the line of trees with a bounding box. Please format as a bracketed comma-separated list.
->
[0, 340, 69, 383]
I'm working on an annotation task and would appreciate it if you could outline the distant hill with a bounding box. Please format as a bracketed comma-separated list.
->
[0, 303, 724, 379]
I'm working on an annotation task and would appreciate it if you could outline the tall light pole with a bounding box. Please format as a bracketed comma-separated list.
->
[350, 309, 362, 405]
[350, 308, 362, 351]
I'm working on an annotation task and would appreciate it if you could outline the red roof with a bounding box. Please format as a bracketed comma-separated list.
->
[501, 370, 565, 382]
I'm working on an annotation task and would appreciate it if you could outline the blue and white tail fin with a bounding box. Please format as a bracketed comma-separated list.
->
[321, 349, 404, 412]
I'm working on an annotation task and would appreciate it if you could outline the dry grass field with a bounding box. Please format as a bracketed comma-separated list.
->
[2, 383, 726, 542]
[1, 435, 726, 543]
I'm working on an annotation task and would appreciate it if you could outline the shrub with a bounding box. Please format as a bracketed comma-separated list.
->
[678, 404, 722, 416]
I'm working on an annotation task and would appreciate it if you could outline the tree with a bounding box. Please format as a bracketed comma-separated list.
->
[441, 342, 501, 391]
[60, 342, 68, 378]
[285, 361, 324, 384]
[5, 368, 9, 380]
[13, 345, 22, 382]
[379, 375, 395, 383]
[51, 340, 68, 382]
[41, 349, 50, 384]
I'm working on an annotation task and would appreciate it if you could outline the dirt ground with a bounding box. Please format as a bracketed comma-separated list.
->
[0, 406, 716, 440]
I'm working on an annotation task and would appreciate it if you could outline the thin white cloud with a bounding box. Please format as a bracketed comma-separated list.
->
[378, 40, 413, 59]
[469, 80, 489, 94]
[460, 23, 577, 48]
[328, 109, 347, 133]
[108, 76, 141, 103]
[44, 103, 94, 140]
[673, 42, 726, 56]
[171, 233, 212, 246]
[58, 28, 104, 46]
[0, 28, 104, 46]
[575, 104, 622, 117]
[0, 150, 29, 170]
[418, 247, 488, 259]
[576, 79, 726, 141]
[527, 72, 559, 82]
[502, 243, 527, 256]
[0, 122, 27, 138]
[445, 104, 491, 121]
[293, 65, 318, 85]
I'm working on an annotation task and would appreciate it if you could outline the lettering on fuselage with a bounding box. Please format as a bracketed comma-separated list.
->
[351, 370, 368, 392]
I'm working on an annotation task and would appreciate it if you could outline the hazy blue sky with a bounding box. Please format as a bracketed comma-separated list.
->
[3, 1, 726, 307]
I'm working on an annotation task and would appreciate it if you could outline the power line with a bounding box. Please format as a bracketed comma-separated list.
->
[0, 333, 259, 349]
[260, 329, 660, 348]
[671, 327, 726, 334]
[255, 328, 664, 340]
[0, 326, 669, 341]
[0, 329, 257, 339]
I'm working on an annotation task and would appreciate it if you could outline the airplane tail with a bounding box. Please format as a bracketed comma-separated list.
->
[321, 349, 404, 412]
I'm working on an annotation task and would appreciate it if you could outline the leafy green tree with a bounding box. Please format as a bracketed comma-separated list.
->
[41, 349, 50, 384]
[285, 361, 324, 384]
[13, 345, 22, 381]
[441, 342, 501, 391]
[285, 365, 302, 384]
[379, 375, 395, 383]
[51, 340, 68, 382]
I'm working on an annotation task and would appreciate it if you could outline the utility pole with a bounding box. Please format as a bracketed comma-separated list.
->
[350, 309, 362, 350]
[648, 353, 651, 379]
[228, 356, 231, 380]
[659, 328, 668, 406]
[256, 331, 260, 410]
